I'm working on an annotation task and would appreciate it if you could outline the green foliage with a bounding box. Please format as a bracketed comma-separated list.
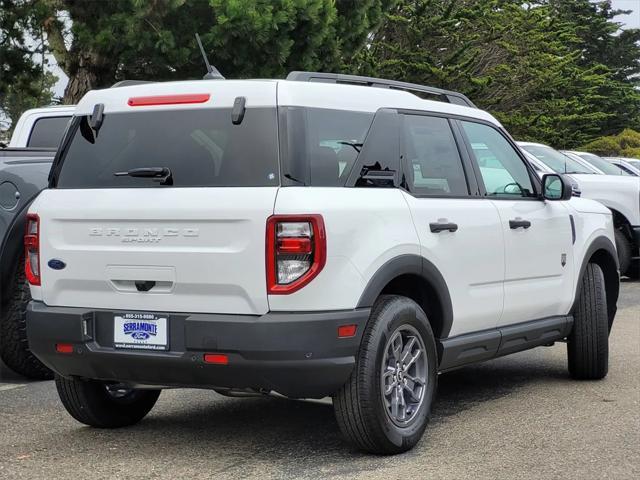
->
[0, 0, 57, 136]
[8, 0, 390, 104]
[354, 0, 640, 148]
[581, 129, 640, 158]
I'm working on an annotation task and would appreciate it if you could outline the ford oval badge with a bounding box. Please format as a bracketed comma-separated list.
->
[47, 259, 66, 270]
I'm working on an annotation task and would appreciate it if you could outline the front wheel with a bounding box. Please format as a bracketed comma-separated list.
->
[567, 263, 609, 380]
[333, 295, 437, 454]
[55, 375, 161, 428]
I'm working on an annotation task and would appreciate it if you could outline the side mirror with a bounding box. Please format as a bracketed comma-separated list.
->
[542, 174, 572, 201]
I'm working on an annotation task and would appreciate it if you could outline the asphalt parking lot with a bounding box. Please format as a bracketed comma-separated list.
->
[1, 281, 638, 480]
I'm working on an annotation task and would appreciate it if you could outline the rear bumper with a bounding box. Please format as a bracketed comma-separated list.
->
[26, 302, 370, 398]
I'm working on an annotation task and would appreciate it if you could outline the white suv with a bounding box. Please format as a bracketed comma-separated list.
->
[25, 73, 619, 454]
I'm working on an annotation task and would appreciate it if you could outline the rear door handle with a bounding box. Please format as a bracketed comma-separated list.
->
[429, 222, 458, 233]
[509, 218, 531, 229]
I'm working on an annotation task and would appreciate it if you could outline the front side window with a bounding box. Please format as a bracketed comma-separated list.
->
[401, 115, 469, 196]
[461, 122, 535, 198]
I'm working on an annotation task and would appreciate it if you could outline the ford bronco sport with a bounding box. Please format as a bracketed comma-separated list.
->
[25, 72, 619, 454]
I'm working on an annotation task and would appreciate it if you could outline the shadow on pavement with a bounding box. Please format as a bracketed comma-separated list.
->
[58, 355, 570, 463]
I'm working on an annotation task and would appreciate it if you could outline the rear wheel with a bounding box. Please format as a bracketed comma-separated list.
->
[614, 228, 632, 277]
[567, 263, 609, 380]
[55, 375, 161, 428]
[0, 256, 53, 380]
[333, 295, 437, 454]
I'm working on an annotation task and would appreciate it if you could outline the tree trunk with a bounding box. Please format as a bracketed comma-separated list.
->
[62, 66, 98, 105]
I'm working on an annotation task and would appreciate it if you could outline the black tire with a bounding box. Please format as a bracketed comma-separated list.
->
[55, 374, 161, 428]
[0, 256, 53, 380]
[614, 228, 632, 277]
[567, 263, 609, 380]
[627, 261, 640, 280]
[333, 295, 437, 454]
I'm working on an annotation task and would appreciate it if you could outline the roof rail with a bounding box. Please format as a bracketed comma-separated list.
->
[286, 71, 476, 108]
[110, 80, 156, 88]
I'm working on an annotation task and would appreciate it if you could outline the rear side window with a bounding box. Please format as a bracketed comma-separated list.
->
[401, 114, 469, 196]
[280, 107, 374, 186]
[27, 116, 70, 148]
[55, 108, 279, 188]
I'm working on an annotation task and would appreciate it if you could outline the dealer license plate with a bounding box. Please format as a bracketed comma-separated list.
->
[114, 313, 168, 351]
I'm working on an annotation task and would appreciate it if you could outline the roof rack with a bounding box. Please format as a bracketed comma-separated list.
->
[110, 80, 156, 88]
[286, 71, 475, 108]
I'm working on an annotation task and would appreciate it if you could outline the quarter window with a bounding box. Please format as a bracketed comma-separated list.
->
[461, 121, 535, 198]
[401, 115, 469, 196]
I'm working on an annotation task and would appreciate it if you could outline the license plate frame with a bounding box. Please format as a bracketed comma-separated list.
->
[113, 312, 168, 351]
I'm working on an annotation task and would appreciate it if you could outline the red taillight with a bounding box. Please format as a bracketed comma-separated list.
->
[204, 353, 228, 365]
[24, 213, 40, 286]
[55, 343, 73, 354]
[266, 215, 326, 294]
[338, 325, 357, 338]
[127, 93, 210, 107]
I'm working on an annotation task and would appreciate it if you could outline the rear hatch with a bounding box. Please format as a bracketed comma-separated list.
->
[33, 82, 279, 315]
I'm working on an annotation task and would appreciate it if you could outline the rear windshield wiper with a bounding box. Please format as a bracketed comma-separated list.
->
[114, 167, 173, 185]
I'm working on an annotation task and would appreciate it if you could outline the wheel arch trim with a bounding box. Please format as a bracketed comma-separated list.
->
[356, 254, 454, 339]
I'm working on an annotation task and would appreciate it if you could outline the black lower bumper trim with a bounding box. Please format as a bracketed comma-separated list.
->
[26, 302, 370, 398]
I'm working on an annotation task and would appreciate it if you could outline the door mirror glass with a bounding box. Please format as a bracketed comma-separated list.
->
[542, 174, 571, 200]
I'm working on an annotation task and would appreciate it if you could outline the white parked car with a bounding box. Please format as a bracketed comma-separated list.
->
[520, 142, 640, 278]
[25, 73, 620, 454]
[563, 150, 631, 176]
[605, 157, 640, 176]
[8, 105, 75, 148]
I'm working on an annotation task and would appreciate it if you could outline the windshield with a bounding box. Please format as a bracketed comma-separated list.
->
[521, 145, 593, 174]
[54, 108, 279, 188]
[575, 152, 631, 176]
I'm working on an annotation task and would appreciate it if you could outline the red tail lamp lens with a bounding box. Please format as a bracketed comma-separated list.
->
[266, 215, 326, 294]
[24, 213, 40, 286]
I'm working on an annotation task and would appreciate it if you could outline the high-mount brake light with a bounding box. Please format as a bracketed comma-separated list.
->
[127, 93, 210, 107]
[266, 215, 326, 294]
[24, 213, 40, 286]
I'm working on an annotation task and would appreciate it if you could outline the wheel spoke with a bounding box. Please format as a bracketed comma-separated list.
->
[383, 369, 397, 395]
[405, 348, 422, 369]
[400, 336, 417, 363]
[390, 332, 403, 362]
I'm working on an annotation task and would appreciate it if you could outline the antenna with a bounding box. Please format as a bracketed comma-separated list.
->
[195, 33, 225, 80]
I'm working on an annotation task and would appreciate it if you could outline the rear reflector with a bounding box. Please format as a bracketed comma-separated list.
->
[55, 343, 73, 354]
[204, 353, 228, 365]
[128, 94, 210, 107]
[338, 325, 357, 338]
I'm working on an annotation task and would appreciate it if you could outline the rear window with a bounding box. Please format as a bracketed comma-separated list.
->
[55, 108, 279, 188]
[27, 116, 70, 148]
[280, 107, 374, 186]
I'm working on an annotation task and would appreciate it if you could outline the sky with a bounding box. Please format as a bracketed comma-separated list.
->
[42, 1, 640, 97]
